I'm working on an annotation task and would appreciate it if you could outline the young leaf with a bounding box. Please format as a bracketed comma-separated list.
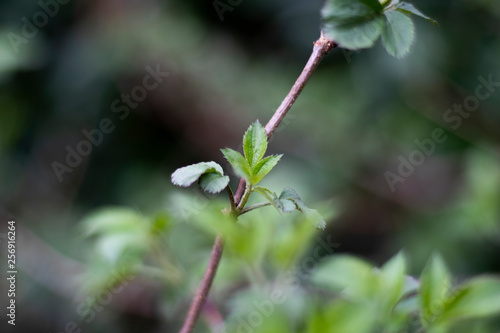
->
[381, 10, 415, 58]
[278, 187, 327, 229]
[252, 186, 282, 211]
[171, 161, 229, 194]
[243, 120, 268, 168]
[396, 2, 438, 26]
[280, 199, 297, 213]
[221, 148, 252, 181]
[199, 172, 230, 194]
[250, 154, 283, 185]
[419, 254, 452, 326]
[437, 277, 500, 323]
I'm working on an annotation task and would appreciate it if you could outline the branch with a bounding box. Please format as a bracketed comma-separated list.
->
[179, 235, 225, 333]
[238, 202, 272, 215]
[234, 32, 336, 201]
[178, 33, 335, 333]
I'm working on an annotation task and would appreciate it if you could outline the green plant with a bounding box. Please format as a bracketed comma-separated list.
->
[169, 1, 440, 331]
[78, 1, 500, 333]
[308, 253, 500, 333]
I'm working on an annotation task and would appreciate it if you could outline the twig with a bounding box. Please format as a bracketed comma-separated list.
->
[179, 235, 225, 333]
[178, 33, 336, 333]
[238, 202, 272, 215]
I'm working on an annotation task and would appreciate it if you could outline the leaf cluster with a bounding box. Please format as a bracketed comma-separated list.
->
[171, 121, 326, 229]
[310, 253, 500, 332]
[321, 0, 437, 58]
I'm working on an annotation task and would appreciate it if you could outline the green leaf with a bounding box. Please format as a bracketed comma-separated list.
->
[171, 161, 229, 194]
[278, 187, 326, 229]
[396, 2, 438, 26]
[323, 15, 385, 50]
[321, 0, 383, 20]
[80, 207, 149, 263]
[308, 300, 376, 333]
[250, 154, 282, 185]
[380, 252, 407, 311]
[221, 148, 252, 181]
[312, 255, 377, 299]
[301, 207, 327, 230]
[81, 207, 146, 237]
[252, 186, 281, 211]
[321, 0, 385, 50]
[280, 199, 296, 213]
[381, 10, 415, 58]
[419, 254, 452, 326]
[150, 212, 172, 235]
[199, 172, 230, 194]
[437, 277, 500, 323]
[279, 187, 302, 202]
[243, 120, 268, 168]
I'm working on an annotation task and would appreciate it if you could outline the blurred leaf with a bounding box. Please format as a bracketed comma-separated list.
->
[279, 187, 326, 229]
[437, 277, 500, 323]
[312, 255, 377, 299]
[321, 0, 383, 20]
[308, 300, 377, 333]
[321, 0, 385, 50]
[380, 252, 407, 311]
[227, 213, 273, 263]
[253, 186, 282, 211]
[81, 207, 150, 263]
[198, 172, 230, 194]
[81, 207, 146, 236]
[272, 223, 318, 268]
[396, 2, 439, 25]
[381, 11, 415, 58]
[419, 254, 452, 326]
[323, 15, 385, 50]
[321, 0, 435, 57]
[281, 199, 297, 213]
[96, 233, 143, 263]
[151, 212, 172, 235]
[171, 161, 229, 194]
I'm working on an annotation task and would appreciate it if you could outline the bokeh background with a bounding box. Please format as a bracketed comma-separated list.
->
[1, 0, 499, 332]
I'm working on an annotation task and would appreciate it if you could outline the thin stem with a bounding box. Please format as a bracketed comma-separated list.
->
[236, 183, 252, 211]
[178, 33, 335, 333]
[233, 33, 336, 202]
[264, 32, 336, 138]
[226, 185, 236, 212]
[238, 202, 271, 215]
[179, 235, 225, 333]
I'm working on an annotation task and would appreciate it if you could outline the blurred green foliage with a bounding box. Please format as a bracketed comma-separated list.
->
[1, 0, 500, 332]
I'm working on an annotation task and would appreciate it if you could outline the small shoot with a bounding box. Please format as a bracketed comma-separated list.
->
[222, 121, 282, 186]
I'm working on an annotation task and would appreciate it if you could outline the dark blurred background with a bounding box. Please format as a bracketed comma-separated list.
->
[0, 0, 499, 332]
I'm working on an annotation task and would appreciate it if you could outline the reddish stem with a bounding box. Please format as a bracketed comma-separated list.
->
[178, 34, 336, 333]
